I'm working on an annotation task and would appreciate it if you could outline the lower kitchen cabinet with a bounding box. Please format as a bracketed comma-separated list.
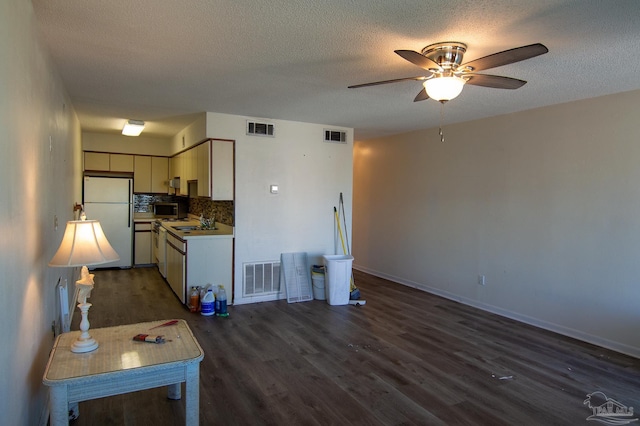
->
[163, 229, 233, 307]
[186, 237, 233, 300]
[166, 232, 186, 303]
[134, 221, 153, 265]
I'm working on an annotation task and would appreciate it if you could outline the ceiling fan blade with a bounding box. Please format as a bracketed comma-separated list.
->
[348, 76, 427, 89]
[464, 74, 527, 89]
[460, 43, 548, 72]
[395, 50, 442, 72]
[413, 88, 430, 102]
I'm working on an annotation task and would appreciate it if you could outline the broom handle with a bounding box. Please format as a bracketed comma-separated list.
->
[339, 193, 351, 255]
[334, 207, 355, 291]
[334, 207, 348, 255]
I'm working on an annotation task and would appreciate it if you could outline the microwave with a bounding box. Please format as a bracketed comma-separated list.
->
[153, 202, 188, 219]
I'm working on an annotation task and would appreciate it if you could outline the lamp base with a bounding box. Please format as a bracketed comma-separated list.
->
[71, 337, 99, 353]
[72, 301, 99, 353]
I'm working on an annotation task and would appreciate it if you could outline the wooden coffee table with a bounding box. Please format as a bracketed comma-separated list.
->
[43, 319, 204, 425]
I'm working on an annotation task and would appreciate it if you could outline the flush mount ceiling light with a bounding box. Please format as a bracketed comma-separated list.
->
[423, 76, 466, 102]
[122, 119, 145, 136]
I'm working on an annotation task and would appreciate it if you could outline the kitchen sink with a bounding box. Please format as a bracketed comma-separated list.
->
[172, 226, 200, 231]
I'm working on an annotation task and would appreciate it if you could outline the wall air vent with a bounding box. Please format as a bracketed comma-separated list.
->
[243, 261, 281, 297]
[247, 120, 275, 137]
[324, 129, 347, 144]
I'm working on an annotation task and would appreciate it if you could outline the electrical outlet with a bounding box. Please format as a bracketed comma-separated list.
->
[478, 275, 486, 286]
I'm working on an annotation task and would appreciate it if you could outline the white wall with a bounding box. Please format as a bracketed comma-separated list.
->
[83, 131, 172, 156]
[171, 113, 206, 153]
[0, 0, 82, 423]
[206, 113, 353, 304]
[353, 89, 640, 358]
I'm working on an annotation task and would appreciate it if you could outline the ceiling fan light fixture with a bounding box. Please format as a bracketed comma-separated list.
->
[424, 76, 466, 102]
[122, 119, 145, 136]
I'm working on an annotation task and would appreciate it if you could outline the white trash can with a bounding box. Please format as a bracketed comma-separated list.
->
[311, 265, 326, 300]
[322, 255, 354, 305]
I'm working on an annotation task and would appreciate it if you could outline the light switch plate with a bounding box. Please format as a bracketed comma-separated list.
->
[270, 185, 279, 194]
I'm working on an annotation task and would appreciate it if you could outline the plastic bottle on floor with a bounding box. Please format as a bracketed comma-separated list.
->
[201, 289, 215, 316]
[189, 287, 199, 313]
[215, 285, 228, 317]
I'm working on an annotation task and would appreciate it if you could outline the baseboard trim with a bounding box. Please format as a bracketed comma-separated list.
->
[353, 264, 640, 359]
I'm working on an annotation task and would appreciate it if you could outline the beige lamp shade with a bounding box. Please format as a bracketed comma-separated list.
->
[49, 220, 120, 267]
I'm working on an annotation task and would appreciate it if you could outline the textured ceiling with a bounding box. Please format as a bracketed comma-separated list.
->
[32, 0, 640, 140]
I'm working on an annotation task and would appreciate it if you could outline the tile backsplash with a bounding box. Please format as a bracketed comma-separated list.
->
[134, 194, 234, 226]
[190, 198, 234, 226]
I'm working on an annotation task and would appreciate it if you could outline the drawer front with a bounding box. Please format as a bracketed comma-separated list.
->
[167, 233, 186, 252]
[135, 222, 152, 231]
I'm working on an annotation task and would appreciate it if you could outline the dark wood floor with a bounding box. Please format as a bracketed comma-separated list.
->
[68, 267, 640, 425]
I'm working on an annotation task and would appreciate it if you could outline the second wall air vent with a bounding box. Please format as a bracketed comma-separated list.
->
[247, 120, 275, 137]
[324, 129, 347, 144]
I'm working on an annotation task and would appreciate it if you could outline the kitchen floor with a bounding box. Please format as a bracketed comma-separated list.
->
[68, 267, 640, 425]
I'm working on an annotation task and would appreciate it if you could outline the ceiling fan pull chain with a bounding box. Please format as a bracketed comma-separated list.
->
[439, 101, 446, 143]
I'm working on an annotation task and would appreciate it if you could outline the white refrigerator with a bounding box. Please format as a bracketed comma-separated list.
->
[83, 176, 133, 268]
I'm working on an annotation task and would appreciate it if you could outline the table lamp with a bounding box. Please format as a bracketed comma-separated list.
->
[49, 216, 119, 353]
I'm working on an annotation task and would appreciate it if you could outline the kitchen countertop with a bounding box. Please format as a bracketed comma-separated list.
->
[133, 213, 155, 222]
[162, 220, 234, 239]
[132, 213, 234, 238]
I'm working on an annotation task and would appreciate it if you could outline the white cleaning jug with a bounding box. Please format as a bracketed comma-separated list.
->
[201, 289, 215, 316]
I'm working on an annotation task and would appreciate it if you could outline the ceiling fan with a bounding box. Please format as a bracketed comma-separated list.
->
[348, 42, 548, 103]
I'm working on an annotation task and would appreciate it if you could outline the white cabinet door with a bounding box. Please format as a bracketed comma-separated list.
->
[212, 140, 234, 200]
[151, 157, 169, 193]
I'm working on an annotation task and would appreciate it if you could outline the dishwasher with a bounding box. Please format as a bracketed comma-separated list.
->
[158, 226, 167, 278]
[152, 221, 159, 264]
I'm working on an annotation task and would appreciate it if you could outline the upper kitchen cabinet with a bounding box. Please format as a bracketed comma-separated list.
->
[196, 141, 211, 197]
[169, 153, 184, 196]
[185, 147, 197, 182]
[84, 152, 110, 171]
[169, 154, 181, 181]
[110, 154, 134, 172]
[211, 140, 234, 200]
[151, 157, 169, 193]
[170, 114, 233, 199]
[133, 156, 151, 193]
[169, 139, 233, 199]
[134, 155, 169, 193]
[84, 152, 134, 172]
